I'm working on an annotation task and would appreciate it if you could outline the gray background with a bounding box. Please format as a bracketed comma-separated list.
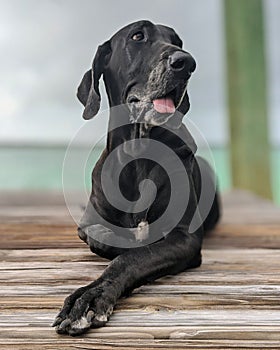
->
[0, 0, 279, 146]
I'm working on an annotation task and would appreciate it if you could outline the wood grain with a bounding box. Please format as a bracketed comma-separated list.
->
[0, 190, 280, 349]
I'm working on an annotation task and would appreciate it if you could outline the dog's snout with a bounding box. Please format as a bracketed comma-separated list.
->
[168, 51, 196, 74]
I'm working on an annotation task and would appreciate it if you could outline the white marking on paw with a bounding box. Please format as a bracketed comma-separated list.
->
[107, 305, 114, 316]
[86, 310, 95, 322]
[72, 316, 90, 329]
[95, 314, 107, 322]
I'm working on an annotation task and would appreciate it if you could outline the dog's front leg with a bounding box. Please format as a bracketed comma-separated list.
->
[53, 228, 202, 336]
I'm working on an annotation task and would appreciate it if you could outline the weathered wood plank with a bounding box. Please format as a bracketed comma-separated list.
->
[0, 190, 279, 250]
[1, 222, 280, 249]
[1, 293, 279, 311]
[1, 247, 280, 265]
[1, 325, 280, 341]
[203, 225, 280, 249]
[1, 310, 280, 332]
[0, 339, 279, 350]
[0, 223, 79, 249]
[1, 283, 279, 299]
[1, 264, 280, 285]
[0, 191, 280, 349]
[0, 248, 106, 262]
[1, 246, 280, 293]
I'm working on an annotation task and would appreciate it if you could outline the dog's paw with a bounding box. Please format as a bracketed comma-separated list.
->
[85, 224, 116, 244]
[80, 224, 137, 249]
[78, 224, 113, 244]
[52, 280, 115, 336]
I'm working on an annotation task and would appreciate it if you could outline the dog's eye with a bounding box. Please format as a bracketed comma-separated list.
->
[131, 31, 145, 41]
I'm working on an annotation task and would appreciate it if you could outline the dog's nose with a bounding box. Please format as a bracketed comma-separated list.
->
[168, 51, 196, 74]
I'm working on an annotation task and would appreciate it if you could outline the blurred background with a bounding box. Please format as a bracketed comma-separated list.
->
[0, 0, 279, 204]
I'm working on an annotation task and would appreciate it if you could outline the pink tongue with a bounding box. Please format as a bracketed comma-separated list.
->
[153, 97, 175, 114]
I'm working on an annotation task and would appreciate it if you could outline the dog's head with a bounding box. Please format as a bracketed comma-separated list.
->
[77, 20, 196, 129]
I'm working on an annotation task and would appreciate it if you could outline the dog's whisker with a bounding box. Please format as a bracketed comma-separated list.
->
[176, 82, 189, 109]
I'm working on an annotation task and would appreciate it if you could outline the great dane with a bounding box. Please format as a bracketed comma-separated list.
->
[53, 20, 220, 336]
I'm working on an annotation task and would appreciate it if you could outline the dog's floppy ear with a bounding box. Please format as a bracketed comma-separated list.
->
[77, 40, 111, 120]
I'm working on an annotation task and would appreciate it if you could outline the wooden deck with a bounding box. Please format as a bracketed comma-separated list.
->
[0, 190, 280, 349]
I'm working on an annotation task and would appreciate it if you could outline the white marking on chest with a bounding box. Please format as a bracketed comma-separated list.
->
[131, 220, 149, 242]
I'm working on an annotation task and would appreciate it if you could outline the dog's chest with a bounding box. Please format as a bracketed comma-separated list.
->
[118, 161, 163, 241]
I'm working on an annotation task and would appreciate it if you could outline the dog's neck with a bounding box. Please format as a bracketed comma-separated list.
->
[105, 109, 197, 160]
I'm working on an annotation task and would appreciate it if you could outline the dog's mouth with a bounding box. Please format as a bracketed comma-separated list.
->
[152, 88, 177, 114]
[152, 97, 175, 114]
[126, 83, 188, 129]
[155, 83, 190, 111]
[127, 94, 176, 114]
[127, 84, 187, 112]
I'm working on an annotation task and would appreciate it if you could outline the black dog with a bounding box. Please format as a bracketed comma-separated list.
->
[53, 20, 220, 336]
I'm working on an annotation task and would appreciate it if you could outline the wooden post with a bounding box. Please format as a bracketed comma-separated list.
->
[224, 0, 272, 199]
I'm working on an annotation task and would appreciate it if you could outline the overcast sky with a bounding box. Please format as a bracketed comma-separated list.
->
[0, 0, 279, 146]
